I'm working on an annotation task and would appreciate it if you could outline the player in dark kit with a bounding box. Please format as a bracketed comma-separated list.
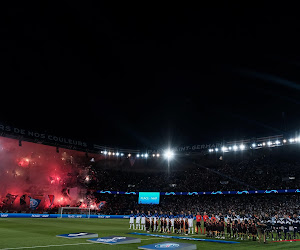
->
[248, 219, 257, 241]
[226, 218, 232, 239]
[292, 213, 299, 239]
[145, 217, 150, 232]
[159, 211, 164, 233]
[184, 218, 189, 235]
[180, 216, 184, 234]
[273, 214, 282, 240]
[218, 219, 225, 239]
[282, 214, 291, 240]
[163, 216, 167, 233]
[150, 217, 154, 232]
[264, 213, 273, 240]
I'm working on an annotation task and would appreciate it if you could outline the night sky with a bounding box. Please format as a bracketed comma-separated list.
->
[1, 4, 300, 150]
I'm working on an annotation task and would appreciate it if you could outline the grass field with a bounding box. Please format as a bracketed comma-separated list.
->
[0, 218, 299, 249]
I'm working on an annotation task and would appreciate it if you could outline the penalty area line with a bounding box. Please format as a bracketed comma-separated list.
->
[0, 243, 93, 250]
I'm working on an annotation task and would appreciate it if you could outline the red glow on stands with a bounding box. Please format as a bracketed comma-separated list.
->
[18, 158, 30, 168]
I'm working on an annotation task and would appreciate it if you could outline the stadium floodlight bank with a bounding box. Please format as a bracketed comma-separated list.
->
[59, 207, 91, 219]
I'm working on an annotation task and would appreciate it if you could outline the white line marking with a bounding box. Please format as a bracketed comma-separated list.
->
[141, 238, 166, 240]
[0, 243, 93, 250]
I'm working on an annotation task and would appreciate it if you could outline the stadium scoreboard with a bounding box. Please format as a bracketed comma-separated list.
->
[138, 192, 160, 204]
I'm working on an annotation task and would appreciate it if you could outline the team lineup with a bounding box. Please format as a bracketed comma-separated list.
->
[129, 210, 300, 243]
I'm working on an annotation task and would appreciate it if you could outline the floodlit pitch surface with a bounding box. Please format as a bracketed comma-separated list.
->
[0, 218, 299, 249]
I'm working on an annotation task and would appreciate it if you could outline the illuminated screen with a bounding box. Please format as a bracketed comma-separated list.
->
[138, 192, 160, 204]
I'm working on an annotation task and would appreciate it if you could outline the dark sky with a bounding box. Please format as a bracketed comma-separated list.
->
[1, 3, 300, 149]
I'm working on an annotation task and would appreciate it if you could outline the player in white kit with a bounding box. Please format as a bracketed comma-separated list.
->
[187, 211, 194, 234]
[166, 213, 170, 233]
[152, 210, 158, 232]
[135, 210, 141, 230]
[141, 210, 146, 231]
[170, 212, 175, 233]
[129, 210, 135, 229]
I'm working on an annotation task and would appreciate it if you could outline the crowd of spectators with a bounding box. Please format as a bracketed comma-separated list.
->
[88, 147, 300, 192]
[98, 193, 300, 216]
[91, 146, 300, 216]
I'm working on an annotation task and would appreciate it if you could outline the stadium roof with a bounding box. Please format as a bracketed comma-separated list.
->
[1, 4, 300, 149]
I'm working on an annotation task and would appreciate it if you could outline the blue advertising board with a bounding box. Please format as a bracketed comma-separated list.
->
[138, 192, 160, 204]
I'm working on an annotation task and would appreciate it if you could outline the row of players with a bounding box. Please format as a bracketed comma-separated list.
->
[129, 210, 300, 242]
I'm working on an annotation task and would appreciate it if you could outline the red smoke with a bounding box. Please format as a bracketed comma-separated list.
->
[0, 137, 101, 211]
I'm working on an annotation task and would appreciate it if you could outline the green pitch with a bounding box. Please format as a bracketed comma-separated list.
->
[0, 218, 299, 249]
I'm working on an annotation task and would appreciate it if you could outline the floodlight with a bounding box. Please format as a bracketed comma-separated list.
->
[164, 149, 174, 160]
[103, 151, 108, 155]
[267, 141, 272, 146]
[233, 145, 238, 151]
[252, 143, 256, 148]
[239, 144, 245, 150]
[116, 152, 119, 156]
[144, 153, 148, 158]
[215, 148, 219, 152]
[156, 153, 160, 157]
[137, 154, 140, 157]
[275, 140, 280, 145]
[120, 153, 124, 156]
